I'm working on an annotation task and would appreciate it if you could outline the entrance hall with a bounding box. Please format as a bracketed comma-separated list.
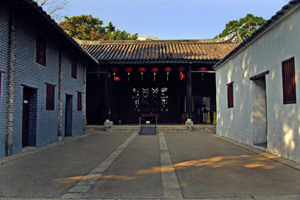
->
[86, 64, 216, 125]
[80, 38, 238, 125]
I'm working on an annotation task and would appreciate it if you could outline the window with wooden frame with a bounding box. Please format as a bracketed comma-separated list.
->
[71, 59, 77, 79]
[282, 57, 296, 104]
[36, 36, 46, 66]
[227, 82, 234, 108]
[46, 83, 56, 110]
[77, 91, 82, 111]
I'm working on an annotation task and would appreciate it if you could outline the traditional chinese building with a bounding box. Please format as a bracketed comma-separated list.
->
[79, 38, 238, 125]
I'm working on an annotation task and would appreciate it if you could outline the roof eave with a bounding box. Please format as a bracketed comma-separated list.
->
[6, 0, 99, 65]
[213, 0, 300, 71]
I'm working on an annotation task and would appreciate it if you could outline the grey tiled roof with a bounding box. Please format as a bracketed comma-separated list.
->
[7, 0, 99, 64]
[79, 40, 238, 64]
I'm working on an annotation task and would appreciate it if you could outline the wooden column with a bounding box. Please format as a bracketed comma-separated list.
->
[186, 63, 192, 119]
[104, 65, 110, 121]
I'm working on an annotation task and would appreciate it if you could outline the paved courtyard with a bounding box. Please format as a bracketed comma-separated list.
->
[0, 130, 300, 200]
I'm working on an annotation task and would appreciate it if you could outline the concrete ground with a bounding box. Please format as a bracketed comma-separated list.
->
[0, 131, 300, 200]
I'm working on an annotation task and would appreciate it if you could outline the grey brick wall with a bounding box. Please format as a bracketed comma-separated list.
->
[0, 2, 87, 158]
[13, 20, 60, 152]
[62, 51, 85, 138]
[0, 4, 9, 157]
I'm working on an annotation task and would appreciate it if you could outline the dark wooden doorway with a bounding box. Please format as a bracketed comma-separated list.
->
[22, 87, 37, 147]
[65, 94, 73, 137]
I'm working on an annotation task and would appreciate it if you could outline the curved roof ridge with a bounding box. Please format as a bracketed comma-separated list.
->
[75, 33, 235, 46]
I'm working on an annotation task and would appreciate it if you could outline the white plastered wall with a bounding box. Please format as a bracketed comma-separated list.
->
[215, 5, 300, 163]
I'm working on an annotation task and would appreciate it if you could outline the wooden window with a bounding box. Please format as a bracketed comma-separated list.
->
[46, 83, 56, 110]
[77, 91, 82, 111]
[36, 36, 46, 66]
[227, 82, 234, 108]
[282, 57, 296, 104]
[71, 59, 77, 79]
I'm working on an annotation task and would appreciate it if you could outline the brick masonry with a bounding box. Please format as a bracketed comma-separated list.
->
[0, 1, 88, 157]
[0, 4, 9, 157]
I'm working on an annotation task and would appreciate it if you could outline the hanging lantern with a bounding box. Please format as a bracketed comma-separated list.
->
[164, 67, 172, 81]
[114, 76, 121, 82]
[198, 66, 207, 71]
[179, 73, 186, 80]
[151, 67, 159, 81]
[138, 67, 147, 80]
[177, 66, 186, 80]
[95, 67, 102, 79]
[198, 67, 207, 81]
[111, 67, 119, 76]
[95, 67, 102, 72]
[125, 67, 133, 81]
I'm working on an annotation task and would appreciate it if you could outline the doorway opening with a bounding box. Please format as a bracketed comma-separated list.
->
[65, 94, 73, 137]
[252, 76, 268, 148]
[22, 87, 37, 147]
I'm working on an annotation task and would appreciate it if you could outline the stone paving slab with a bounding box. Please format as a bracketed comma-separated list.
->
[165, 132, 300, 199]
[0, 132, 131, 198]
[85, 135, 163, 199]
[0, 131, 300, 200]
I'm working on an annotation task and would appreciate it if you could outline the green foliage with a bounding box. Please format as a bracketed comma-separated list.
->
[59, 15, 138, 40]
[216, 14, 267, 40]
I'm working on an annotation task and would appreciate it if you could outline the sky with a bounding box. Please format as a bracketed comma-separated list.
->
[60, 0, 290, 40]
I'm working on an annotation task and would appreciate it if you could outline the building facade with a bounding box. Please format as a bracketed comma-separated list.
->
[79, 39, 237, 125]
[0, 0, 98, 158]
[214, 0, 300, 163]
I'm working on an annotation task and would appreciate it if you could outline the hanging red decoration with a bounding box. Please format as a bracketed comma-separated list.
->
[177, 66, 185, 73]
[151, 67, 159, 81]
[177, 66, 186, 80]
[95, 67, 102, 72]
[179, 73, 186, 80]
[198, 66, 207, 71]
[125, 67, 133, 81]
[114, 76, 121, 82]
[111, 67, 119, 76]
[95, 67, 102, 79]
[138, 67, 147, 80]
[164, 67, 172, 81]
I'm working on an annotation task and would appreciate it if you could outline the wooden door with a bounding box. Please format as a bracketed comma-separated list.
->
[22, 88, 30, 147]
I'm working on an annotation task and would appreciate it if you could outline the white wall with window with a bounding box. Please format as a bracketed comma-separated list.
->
[214, 2, 300, 163]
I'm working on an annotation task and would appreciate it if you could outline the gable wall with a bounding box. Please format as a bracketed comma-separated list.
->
[215, 5, 300, 163]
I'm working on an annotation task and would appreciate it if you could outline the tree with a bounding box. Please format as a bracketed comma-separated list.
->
[59, 15, 105, 40]
[216, 14, 267, 41]
[34, 0, 68, 20]
[59, 15, 138, 41]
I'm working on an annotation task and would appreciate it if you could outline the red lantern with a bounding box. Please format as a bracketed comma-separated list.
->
[177, 66, 186, 80]
[177, 66, 185, 73]
[111, 67, 119, 76]
[198, 66, 207, 71]
[164, 67, 172, 81]
[95, 67, 102, 72]
[151, 67, 159, 81]
[114, 76, 121, 82]
[125, 67, 133, 81]
[179, 73, 186, 80]
[138, 67, 147, 80]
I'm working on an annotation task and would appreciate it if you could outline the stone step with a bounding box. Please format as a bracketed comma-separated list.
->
[86, 124, 216, 133]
